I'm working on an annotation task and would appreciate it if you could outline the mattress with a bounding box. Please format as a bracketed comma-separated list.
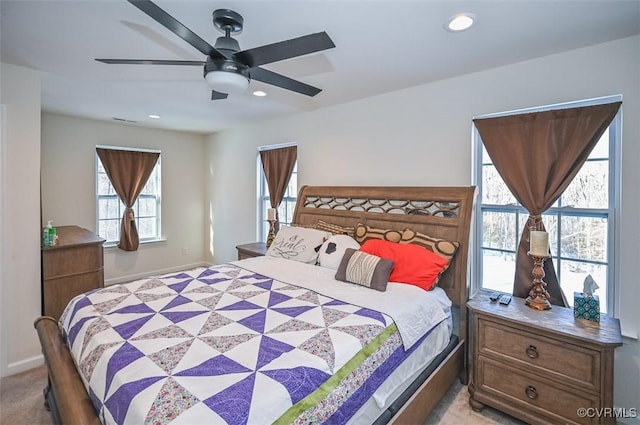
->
[59, 257, 452, 425]
[349, 319, 451, 424]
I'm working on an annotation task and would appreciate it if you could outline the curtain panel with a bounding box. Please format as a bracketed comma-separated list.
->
[473, 101, 621, 306]
[96, 147, 160, 251]
[259, 145, 297, 232]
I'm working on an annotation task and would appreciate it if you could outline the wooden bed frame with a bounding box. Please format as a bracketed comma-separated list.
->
[34, 185, 475, 425]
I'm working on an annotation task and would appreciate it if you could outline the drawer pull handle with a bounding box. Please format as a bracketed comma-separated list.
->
[525, 385, 538, 400]
[525, 345, 539, 358]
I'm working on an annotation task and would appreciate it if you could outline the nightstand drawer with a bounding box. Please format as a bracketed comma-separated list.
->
[478, 357, 599, 425]
[479, 319, 600, 391]
[238, 251, 257, 260]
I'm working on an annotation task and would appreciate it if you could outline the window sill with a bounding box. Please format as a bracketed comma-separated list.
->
[103, 238, 166, 249]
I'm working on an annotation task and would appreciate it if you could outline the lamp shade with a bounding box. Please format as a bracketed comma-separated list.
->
[205, 70, 249, 94]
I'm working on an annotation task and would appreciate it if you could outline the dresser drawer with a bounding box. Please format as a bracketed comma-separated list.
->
[43, 270, 103, 320]
[478, 357, 599, 425]
[43, 244, 103, 278]
[479, 319, 600, 391]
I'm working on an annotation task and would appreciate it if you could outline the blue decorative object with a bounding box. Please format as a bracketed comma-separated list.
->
[574, 292, 600, 322]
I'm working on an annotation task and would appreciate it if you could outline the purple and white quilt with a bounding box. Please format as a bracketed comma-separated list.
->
[60, 258, 448, 425]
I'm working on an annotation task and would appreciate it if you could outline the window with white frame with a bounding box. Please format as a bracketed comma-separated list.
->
[473, 96, 621, 314]
[259, 161, 297, 242]
[96, 150, 161, 244]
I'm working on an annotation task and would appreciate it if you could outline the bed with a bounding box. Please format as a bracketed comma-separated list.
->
[34, 185, 475, 425]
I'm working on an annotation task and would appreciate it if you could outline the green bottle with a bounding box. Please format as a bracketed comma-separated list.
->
[46, 220, 56, 246]
[43, 225, 50, 247]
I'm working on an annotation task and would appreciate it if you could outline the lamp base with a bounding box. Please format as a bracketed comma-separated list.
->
[526, 252, 552, 311]
[525, 295, 552, 311]
[266, 220, 276, 248]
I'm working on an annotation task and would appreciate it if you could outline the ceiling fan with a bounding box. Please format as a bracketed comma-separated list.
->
[96, 0, 335, 100]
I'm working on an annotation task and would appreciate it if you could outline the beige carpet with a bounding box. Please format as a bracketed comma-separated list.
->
[1, 365, 525, 424]
[422, 380, 526, 425]
[0, 366, 52, 425]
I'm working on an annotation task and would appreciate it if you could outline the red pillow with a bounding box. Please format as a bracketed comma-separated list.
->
[360, 239, 451, 291]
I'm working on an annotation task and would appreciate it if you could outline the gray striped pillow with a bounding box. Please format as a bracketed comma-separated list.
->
[335, 249, 394, 292]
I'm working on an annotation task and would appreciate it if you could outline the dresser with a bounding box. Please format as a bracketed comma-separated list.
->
[468, 291, 623, 425]
[236, 242, 268, 260]
[42, 225, 105, 320]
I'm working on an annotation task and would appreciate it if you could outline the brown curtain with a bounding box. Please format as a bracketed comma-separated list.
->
[96, 148, 160, 251]
[474, 101, 621, 306]
[259, 145, 297, 232]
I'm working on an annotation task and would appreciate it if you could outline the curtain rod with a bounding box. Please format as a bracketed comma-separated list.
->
[96, 144, 161, 154]
[473, 94, 622, 120]
[258, 142, 297, 152]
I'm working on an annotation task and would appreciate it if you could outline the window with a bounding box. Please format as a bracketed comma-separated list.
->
[96, 150, 161, 244]
[473, 96, 621, 314]
[259, 161, 297, 242]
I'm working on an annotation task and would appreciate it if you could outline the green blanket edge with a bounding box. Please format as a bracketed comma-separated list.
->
[273, 322, 399, 424]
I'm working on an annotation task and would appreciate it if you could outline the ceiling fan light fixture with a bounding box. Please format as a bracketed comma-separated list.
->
[204, 59, 250, 94]
[205, 71, 249, 94]
[446, 13, 476, 32]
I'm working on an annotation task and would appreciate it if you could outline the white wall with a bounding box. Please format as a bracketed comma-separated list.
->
[206, 36, 640, 418]
[41, 113, 209, 284]
[0, 63, 42, 376]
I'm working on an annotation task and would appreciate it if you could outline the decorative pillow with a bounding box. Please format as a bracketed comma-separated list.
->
[318, 234, 361, 270]
[354, 223, 403, 244]
[266, 226, 331, 264]
[400, 229, 459, 264]
[335, 248, 394, 292]
[360, 239, 452, 291]
[290, 222, 316, 229]
[315, 220, 355, 237]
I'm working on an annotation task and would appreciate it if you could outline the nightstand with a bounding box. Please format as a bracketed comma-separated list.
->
[468, 291, 622, 425]
[236, 242, 268, 260]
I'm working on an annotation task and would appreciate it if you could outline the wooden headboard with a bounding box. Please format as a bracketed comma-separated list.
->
[292, 185, 476, 310]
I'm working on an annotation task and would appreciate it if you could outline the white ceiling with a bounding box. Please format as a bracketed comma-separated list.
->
[1, 1, 639, 134]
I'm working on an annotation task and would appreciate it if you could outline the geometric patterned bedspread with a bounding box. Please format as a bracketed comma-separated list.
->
[59, 263, 427, 425]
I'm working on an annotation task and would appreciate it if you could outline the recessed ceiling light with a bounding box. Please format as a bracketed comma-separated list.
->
[446, 13, 476, 32]
[148, 114, 160, 119]
[253, 90, 267, 97]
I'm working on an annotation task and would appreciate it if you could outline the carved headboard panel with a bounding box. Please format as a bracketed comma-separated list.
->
[292, 186, 476, 310]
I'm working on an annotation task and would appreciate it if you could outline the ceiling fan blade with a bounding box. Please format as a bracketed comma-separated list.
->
[211, 90, 229, 100]
[250, 67, 322, 97]
[127, 0, 225, 60]
[234, 32, 335, 68]
[96, 59, 204, 66]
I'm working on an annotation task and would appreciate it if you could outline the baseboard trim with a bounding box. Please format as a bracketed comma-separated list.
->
[104, 262, 212, 286]
[6, 354, 44, 376]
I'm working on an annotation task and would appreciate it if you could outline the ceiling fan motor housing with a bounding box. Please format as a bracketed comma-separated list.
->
[204, 58, 249, 79]
[214, 36, 241, 53]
